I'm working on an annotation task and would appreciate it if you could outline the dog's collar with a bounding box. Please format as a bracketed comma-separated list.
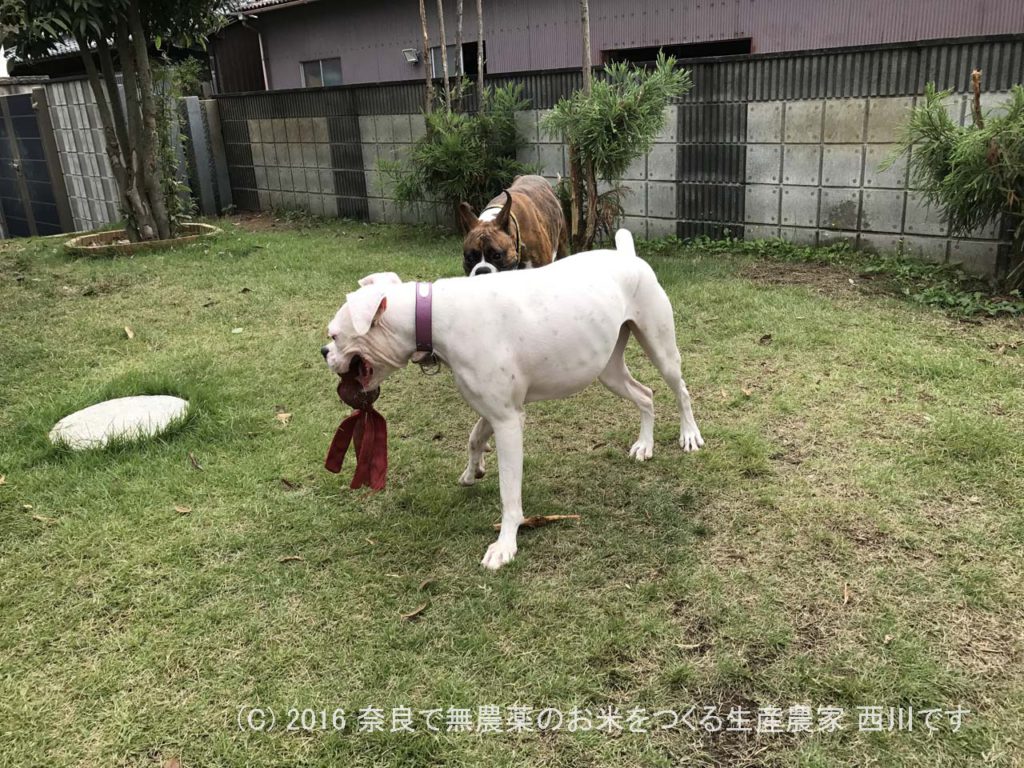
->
[415, 281, 433, 353]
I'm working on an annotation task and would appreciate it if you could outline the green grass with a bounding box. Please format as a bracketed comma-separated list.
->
[1, 216, 1023, 767]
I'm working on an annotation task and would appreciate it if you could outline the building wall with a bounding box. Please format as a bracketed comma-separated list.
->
[245, 0, 1024, 90]
[215, 36, 1023, 278]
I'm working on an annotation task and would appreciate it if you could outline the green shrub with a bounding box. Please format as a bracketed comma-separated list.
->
[381, 83, 533, 227]
[886, 83, 1024, 286]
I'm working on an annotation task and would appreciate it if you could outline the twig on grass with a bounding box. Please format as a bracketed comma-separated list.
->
[493, 514, 581, 530]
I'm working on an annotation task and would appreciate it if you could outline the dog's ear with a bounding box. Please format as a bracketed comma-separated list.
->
[345, 285, 388, 336]
[457, 202, 478, 234]
[358, 271, 402, 287]
[494, 191, 513, 232]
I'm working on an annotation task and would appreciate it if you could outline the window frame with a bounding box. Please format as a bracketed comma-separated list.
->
[299, 57, 343, 88]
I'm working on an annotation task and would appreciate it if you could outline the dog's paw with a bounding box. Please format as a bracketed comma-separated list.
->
[481, 540, 517, 570]
[680, 429, 705, 452]
[458, 464, 486, 486]
[629, 439, 654, 462]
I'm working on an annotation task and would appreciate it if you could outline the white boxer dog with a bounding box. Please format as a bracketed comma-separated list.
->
[322, 230, 704, 570]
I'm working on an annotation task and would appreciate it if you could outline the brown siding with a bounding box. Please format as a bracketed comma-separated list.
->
[243, 0, 1024, 90]
[212, 23, 266, 94]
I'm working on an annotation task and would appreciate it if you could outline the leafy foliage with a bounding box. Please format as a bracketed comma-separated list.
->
[886, 83, 1024, 284]
[382, 83, 533, 222]
[543, 53, 692, 182]
[542, 52, 691, 248]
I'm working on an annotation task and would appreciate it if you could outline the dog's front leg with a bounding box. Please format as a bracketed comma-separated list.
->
[480, 412, 525, 571]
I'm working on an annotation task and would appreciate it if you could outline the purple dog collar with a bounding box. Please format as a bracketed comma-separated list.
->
[415, 282, 433, 353]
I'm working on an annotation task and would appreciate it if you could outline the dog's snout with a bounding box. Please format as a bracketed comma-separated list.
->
[469, 261, 498, 277]
[320, 345, 329, 359]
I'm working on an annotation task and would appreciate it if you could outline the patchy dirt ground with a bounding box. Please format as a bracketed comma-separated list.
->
[739, 259, 878, 297]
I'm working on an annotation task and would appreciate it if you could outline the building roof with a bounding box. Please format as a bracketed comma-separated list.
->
[235, 0, 319, 11]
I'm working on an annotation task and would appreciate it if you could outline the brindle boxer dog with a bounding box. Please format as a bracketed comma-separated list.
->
[458, 175, 569, 276]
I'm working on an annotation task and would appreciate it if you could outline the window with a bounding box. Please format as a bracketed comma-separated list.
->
[429, 42, 485, 79]
[605, 39, 752, 67]
[301, 58, 342, 88]
[429, 44, 461, 79]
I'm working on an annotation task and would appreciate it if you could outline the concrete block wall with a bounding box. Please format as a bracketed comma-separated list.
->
[247, 117, 338, 215]
[360, 112, 448, 226]
[44, 79, 120, 231]
[742, 93, 1011, 276]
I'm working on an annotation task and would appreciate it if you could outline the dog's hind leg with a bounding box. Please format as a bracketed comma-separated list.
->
[628, 290, 704, 453]
[459, 417, 493, 486]
[599, 325, 656, 461]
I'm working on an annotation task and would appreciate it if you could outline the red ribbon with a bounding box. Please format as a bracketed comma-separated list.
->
[324, 381, 388, 490]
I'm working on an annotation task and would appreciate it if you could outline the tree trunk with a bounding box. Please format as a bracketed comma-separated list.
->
[128, 1, 171, 239]
[579, 0, 592, 96]
[476, 0, 484, 105]
[436, 0, 450, 110]
[568, 144, 583, 250]
[114, 25, 156, 240]
[454, 0, 463, 109]
[418, 0, 434, 113]
[584, 157, 598, 249]
[75, 37, 152, 240]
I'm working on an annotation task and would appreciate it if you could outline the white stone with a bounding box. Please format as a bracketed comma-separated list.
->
[49, 395, 189, 450]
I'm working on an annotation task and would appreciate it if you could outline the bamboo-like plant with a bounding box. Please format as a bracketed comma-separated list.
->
[886, 75, 1024, 286]
[543, 52, 692, 250]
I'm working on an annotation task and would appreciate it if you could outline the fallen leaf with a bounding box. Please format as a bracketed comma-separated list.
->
[123, 326, 135, 339]
[22, 504, 32, 510]
[174, 505, 191, 515]
[494, 514, 580, 531]
[0, 475, 5, 485]
[400, 602, 429, 621]
[843, 582, 850, 605]
[758, 333, 772, 345]
[278, 555, 304, 563]
[741, 387, 753, 397]
[275, 412, 292, 425]
[231, 327, 243, 334]
[162, 758, 181, 768]
[883, 634, 893, 645]
[32, 514, 56, 524]
[589, 441, 607, 451]
[188, 452, 204, 471]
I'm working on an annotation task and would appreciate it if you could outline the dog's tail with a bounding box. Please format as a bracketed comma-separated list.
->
[614, 228, 636, 257]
